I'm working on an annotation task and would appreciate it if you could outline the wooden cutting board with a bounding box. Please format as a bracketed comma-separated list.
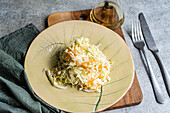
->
[47, 9, 143, 111]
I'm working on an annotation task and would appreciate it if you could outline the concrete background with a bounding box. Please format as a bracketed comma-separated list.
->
[0, 0, 170, 113]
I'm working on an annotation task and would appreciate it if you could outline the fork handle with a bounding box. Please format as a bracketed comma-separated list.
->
[152, 51, 170, 96]
[141, 49, 164, 104]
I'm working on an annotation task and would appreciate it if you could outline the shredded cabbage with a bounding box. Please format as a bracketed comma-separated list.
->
[44, 37, 112, 92]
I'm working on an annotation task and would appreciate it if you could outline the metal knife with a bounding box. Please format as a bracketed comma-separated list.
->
[139, 13, 170, 96]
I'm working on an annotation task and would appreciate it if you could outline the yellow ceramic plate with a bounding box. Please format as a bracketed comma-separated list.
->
[24, 20, 134, 113]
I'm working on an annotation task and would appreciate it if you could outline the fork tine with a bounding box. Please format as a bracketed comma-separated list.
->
[137, 21, 141, 40]
[139, 20, 144, 40]
[134, 21, 138, 41]
[131, 21, 135, 42]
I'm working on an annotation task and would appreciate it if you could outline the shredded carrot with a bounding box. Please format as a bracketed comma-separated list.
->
[74, 43, 78, 51]
[65, 55, 69, 60]
[96, 83, 101, 86]
[87, 71, 90, 74]
[75, 61, 79, 65]
[81, 83, 84, 88]
[68, 49, 77, 56]
[82, 63, 87, 69]
[74, 43, 80, 54]
[97, 75, 103, 79]
[88, 78, 94, 86]
[98, 64, 102, 72]
[90, 57, 94, 61]
[82, 61, 89, 64]
[109, 59, 112, 64]
[104, 65, 108, 70]
[68, 49, 72, 52]
[88, 67, 92, 70]
[76, 51, 80, 54]
[92, 60, 99, 62]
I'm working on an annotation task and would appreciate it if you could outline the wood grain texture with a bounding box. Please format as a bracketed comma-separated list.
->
[48, 9, 143, 111]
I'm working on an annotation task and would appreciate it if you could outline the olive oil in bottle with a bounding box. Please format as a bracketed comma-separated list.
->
[90, 1, 124, 30]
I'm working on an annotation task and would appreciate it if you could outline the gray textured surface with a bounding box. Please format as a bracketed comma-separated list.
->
[0, 0, 170, 113]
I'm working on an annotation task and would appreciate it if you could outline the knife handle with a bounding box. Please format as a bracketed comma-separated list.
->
[141, 49, 164, 104]
[153, 51, 170, 96]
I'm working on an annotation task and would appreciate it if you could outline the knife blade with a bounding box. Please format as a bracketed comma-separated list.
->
[139, 13, 170, 96]
[139, 13, 158, 52]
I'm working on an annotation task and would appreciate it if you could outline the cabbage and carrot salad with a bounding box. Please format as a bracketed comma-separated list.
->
[44, 37, 112, 92]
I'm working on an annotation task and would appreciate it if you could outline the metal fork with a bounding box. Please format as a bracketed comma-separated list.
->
[132, 21, 164, 104]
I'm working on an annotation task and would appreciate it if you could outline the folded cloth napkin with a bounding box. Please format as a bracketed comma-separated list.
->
[0, 24, 64, 113]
